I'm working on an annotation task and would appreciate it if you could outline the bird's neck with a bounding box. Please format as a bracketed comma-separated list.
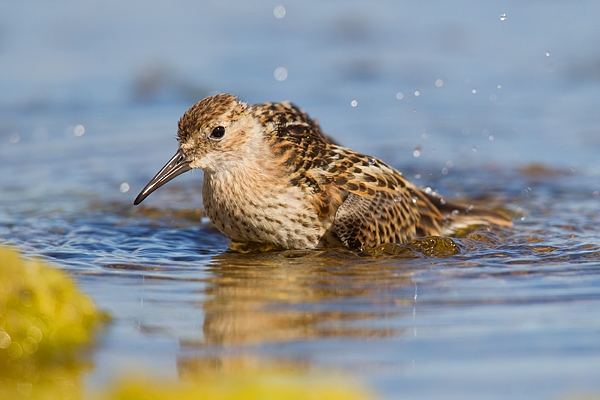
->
[201, 147, 290, 213]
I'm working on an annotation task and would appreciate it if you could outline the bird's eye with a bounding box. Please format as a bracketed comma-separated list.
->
[209, 126, 225, 140]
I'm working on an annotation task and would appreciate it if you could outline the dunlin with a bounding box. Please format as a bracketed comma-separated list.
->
[134, 94, 511, 250]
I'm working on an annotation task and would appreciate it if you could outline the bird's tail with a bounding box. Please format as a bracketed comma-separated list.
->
[416, 189, 513, 236]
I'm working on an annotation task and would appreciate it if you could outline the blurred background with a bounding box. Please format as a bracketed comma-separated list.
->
[2, 1, 600, 399]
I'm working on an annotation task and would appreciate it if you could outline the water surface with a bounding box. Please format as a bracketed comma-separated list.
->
[1, 1, 600, 399]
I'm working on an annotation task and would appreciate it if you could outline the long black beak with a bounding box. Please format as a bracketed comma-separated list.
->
[133, 150, 192, 205]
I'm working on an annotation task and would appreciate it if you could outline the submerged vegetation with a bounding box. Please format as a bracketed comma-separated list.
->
[0, 246, 108, 398]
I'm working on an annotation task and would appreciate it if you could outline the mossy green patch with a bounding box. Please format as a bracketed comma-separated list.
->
[0, 246, 109, 399]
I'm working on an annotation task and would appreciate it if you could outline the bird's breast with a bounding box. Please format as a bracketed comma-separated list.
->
[201, 171, 334, 249]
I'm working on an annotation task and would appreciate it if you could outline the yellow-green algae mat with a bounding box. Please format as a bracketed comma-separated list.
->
[0, 246, 109, 399]
[0, 246, 373, 400]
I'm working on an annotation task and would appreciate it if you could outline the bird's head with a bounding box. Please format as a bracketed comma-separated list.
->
[134, 93, 266, 205]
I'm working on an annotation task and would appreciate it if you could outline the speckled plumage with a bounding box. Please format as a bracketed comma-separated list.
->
[134, 94, 512, 251]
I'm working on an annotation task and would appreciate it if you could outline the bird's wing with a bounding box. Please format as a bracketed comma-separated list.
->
[328, 147, 446, 250]
[270, 129, 452, 249]
[418, 189, 513, 234]
[334, 189, 423, 250]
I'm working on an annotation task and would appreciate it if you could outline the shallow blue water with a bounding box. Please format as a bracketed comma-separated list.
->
[2, 1, 600, 399]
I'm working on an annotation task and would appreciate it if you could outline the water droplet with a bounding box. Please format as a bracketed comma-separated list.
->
[435, 79, 443, 87]
[414, 174, 421, 179]
[445, 160, 453, 168]
[451, 210, 459, 217]
[369, 158, 375, 165]
[489, 94, 497, 102]
[0, 331, 11, 349]
[74, 124, 85, 136]
[9, 132, 20, 144]
[497, 84, 502, 89]
[439, 198, 447, 205]
[350, 99, 358, 107]
[7, 342, 22, 358]
[472, 146, 477, 152]
[273, 5, 286, 18]
[500, 13, 507, 21]
[27, 326, 43, 342]
[593, 191, 599, 198]
[471, 88, 477, 94]
[489, 135, 495, 141]
[441, 168, 448, 175]
[274, 67, 287, 81]
[22, 337, 38, 354]
[396, 92, 404, 100]
[545, 51, 550, 57]
[119, 182, 130, 193]
[467, 205, 474, 212]
[414, 90, 420, 96]
[393, 197, 400, 203]
[424, 187, 432, 194]
[412, 197, 418, 204]
[413, 149, 421, 158]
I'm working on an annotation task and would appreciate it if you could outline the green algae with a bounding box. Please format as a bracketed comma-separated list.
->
[0, 246, 109, 399]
